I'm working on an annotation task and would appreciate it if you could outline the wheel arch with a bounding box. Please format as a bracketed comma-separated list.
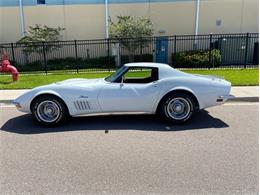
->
[156, 88, 200, 113]
[30, 91, 70, 115]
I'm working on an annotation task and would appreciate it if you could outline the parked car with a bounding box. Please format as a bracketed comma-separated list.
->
[13, 63, 233, 126]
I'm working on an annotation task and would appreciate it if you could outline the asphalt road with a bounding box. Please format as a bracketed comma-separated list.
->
[0, 103, 258, 195]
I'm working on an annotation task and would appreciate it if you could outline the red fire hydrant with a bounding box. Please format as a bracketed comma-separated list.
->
[0, 53, 19, 81]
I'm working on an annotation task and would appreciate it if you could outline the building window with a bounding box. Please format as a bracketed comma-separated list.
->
[37, 0, 46, 5]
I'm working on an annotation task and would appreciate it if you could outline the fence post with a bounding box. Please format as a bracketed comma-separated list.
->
[107, 39, 110, 72]
[173, 35, 177, 67]
[42, 42, 47, 74]
[140, 37, 143, 62]
[11, 43, 16, 63]
[209, 33, 213, 69]
[244, 32, 249, 69]
[74, 40, 79, 73]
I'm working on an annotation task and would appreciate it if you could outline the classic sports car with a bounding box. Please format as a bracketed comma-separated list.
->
[13, 63, 233, 126]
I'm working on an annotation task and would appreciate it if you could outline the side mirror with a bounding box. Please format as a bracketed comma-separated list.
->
[120, 76, 124, 87]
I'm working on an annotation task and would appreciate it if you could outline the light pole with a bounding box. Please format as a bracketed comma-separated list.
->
[194, 0, 200, 47]
[19, 0, 26, 37]
[105, 0, 109, 39]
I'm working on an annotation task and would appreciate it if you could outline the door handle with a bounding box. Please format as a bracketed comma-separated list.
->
[153, 81, 158, 87]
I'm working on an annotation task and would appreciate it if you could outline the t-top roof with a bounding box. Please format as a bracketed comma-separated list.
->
[124, 62, 171, 68]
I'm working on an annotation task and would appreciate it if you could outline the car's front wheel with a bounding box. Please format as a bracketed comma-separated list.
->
[31, 95, 68, 126]
[158, 92, 196, 124]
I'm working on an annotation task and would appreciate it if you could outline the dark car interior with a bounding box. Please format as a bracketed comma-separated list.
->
[116, 67, 159, 84]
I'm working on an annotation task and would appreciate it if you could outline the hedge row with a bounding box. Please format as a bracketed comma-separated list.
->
[13, 54, 153, 72]
[11, 50, 220, 72]
[173, 49, 221, 68]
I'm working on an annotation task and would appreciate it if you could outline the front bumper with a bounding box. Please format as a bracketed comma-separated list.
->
[12, 101, 22, 109]
[216, 95, 235, 104]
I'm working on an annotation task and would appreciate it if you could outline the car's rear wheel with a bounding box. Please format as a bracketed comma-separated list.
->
[158, 92, 196, 124]
[31, 95, 68, 126]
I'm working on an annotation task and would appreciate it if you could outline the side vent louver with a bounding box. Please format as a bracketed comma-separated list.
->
[74, 101, 91, 110]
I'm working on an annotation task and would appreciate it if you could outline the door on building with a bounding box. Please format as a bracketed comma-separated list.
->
[155, 37, 168, 64]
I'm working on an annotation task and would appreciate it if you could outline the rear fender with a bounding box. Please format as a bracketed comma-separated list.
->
[153, 86, 201, 112]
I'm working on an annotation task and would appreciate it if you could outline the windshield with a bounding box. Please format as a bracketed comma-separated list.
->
[105, 66, 128, 82]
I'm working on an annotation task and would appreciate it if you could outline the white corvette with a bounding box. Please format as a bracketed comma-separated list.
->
[13, 63, 233, 126]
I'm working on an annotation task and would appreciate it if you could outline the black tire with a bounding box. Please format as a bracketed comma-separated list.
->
[31, 95, 68, 126]
[157, 92, 196, 124]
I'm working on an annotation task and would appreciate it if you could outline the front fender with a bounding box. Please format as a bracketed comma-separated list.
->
[31, 90, 74, 114]
[14, 89, 67, 114]
[33, 90, 63, 100]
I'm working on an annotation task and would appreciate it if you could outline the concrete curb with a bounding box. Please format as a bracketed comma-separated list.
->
[0, 97, 258, 105]
[227, 97, 259, 102]
[0, 100, 14, 104]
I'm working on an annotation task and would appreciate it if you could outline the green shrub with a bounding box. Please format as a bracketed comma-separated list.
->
[15, 61, 43, 72]
[84, 56, 115, 68]
[121, 54, 153, 64]
[47, 57, 78, 70]
[173, 49, 221, 68]
[12, 54, 153, 72]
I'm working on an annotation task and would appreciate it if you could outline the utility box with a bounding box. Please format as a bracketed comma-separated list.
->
[217, 36, 256, 65]
[155, 37, 168, 64]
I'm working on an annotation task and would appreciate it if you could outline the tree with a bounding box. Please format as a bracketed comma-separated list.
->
[17, 24, 65, 54]
[109, 16, 153, 62]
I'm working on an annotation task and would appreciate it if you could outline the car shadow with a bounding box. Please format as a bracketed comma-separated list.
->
[1, 110, 229, 134]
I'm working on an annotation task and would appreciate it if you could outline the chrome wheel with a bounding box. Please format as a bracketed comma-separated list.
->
[166, 97, 191, 120]
[36, 100, 60, 123]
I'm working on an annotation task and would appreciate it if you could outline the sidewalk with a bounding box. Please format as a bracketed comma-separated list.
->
[230, 86, 259, 102]
[0, 87, 258, 103]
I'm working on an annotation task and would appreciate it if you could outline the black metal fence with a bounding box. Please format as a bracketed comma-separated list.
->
[0, 33, 258, 73]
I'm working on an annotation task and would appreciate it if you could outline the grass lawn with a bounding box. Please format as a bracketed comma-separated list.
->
[0, 69, 258, 89]
[184, 69, 259, 86]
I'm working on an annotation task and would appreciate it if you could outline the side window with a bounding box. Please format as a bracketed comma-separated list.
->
[122, 67, 158, 84]
[37, 0, 46, 5]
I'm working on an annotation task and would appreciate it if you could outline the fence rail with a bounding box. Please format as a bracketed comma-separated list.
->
[0, 33, 258, 73]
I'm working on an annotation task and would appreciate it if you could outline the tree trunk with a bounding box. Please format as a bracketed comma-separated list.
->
[128, 50, 134, 63]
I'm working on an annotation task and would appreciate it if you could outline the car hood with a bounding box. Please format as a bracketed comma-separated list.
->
[54, 78, 105, 86]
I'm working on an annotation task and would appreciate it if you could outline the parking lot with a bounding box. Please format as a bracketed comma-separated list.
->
[0, 103, 258, 194]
